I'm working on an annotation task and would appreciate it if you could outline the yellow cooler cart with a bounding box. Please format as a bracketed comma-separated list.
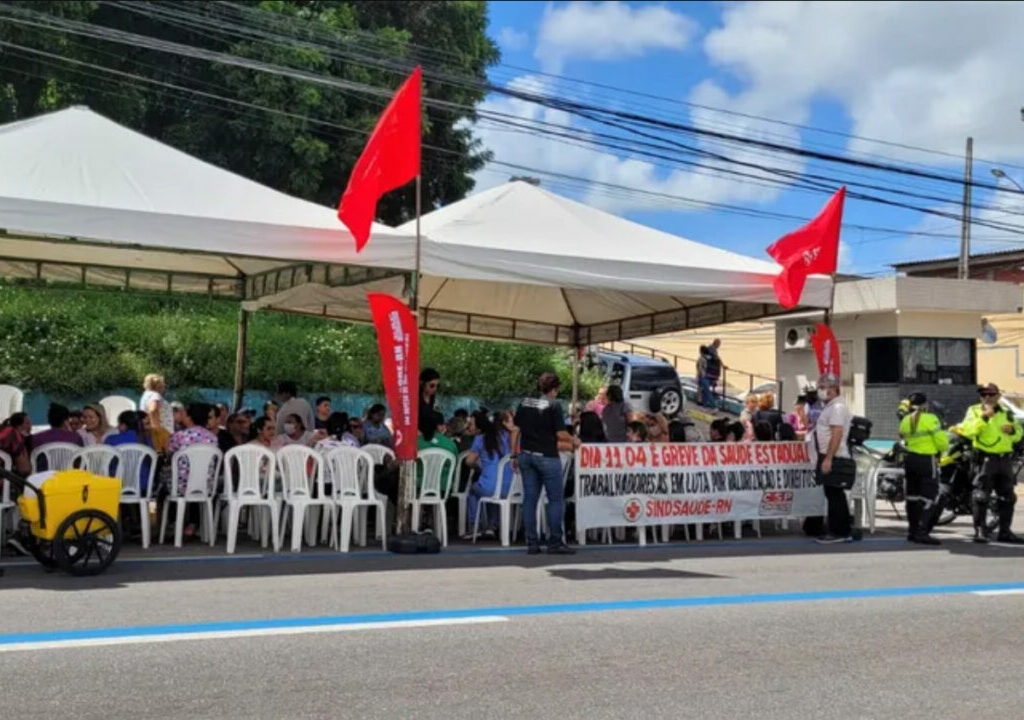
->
[2, 468, 122, 576]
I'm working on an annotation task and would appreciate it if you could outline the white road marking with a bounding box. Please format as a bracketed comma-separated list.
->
[0, 616, 509, 653]
[972, 589, 1024, 596]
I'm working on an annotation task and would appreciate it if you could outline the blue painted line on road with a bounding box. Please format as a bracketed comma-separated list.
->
[2, 580, 1022, 646]
[0, 536, 910, 568]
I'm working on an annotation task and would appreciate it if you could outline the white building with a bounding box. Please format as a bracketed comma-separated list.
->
[774, 276, 1021, 438]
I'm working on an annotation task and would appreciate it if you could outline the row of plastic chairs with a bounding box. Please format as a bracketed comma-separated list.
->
[0, 387, 136, 425]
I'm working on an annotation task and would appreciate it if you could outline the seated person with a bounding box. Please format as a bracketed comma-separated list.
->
[626, 421, 648, 443]
[31, 404, 84, 469]
[363, 404, 393, 448]
[271, 413, 323, 449]
[105, 410, 143, 446]
[463, 412, 513, 539]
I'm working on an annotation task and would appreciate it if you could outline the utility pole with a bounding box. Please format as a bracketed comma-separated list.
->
[958, 136, 973, 279]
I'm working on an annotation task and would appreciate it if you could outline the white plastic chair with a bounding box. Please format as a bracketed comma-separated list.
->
[222, 444, 279, 554]
[277, 445, 334, 552]
[0, 450, 13, 558]
[116, 443, 157, 549]
[473, 455, 523, 547]
[0, 385, 23, 424]
[327, 446, 386, 552]
[99, 395, 137, 423]
[851, 447, 883, 534]
[450, 451, 472, 537]
[30, 442, 79, 473]
[72, 445, 120, 477]
[411, 448, 455, 547]
[161, 445, 222, 548]
[357, 444, 396, 542]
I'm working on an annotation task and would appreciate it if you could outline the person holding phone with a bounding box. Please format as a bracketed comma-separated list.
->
[959, 384, 1024, 544]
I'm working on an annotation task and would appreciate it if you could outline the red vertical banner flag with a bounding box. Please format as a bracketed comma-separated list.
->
[811, 323, 841, 378]
[367, 293, 420, 461]
[766, 186, 845, 309]
[338, 66, 421, 251]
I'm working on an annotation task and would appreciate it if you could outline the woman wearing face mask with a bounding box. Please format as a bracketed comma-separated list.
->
[272, 413, 320, 449]
[79, 403, 114, 446]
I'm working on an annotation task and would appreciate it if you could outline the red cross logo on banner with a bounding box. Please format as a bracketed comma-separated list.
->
[623, 498, 643, 523]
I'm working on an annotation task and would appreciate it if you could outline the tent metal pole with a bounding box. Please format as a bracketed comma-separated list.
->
[571, 347, 581, 415]
[232, 307, 249, 412]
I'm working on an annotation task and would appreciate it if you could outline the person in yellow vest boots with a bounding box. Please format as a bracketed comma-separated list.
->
[959, 383, 1024, 544]
[899, 393, 947, 545]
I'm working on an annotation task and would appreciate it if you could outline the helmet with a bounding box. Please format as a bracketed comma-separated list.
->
[908, 392, 927, 407]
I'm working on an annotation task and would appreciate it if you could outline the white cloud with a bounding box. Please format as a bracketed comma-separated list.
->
[471, 74, 795, 217]
[534, 1, 697, 73]
[497, 26, 529, 52]
[701, 1, 1024, 161]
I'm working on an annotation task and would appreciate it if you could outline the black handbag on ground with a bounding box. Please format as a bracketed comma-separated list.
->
[813, 430, 857, 490]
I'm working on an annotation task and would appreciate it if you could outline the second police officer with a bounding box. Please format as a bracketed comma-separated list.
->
[898, 393, 947, 545]
[959, 383, 1024, 544]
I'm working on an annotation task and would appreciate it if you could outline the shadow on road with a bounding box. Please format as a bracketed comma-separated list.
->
[5, 518, 1022, 593]
[547, 567, 726, 581]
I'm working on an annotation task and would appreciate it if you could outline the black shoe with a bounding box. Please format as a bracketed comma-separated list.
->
[995, 532, 1024, 545]
[546, 544, 576, 555]
[973, 528, 990, 544]
[911, 534, 942, 546]
[527, 545, 542, 555]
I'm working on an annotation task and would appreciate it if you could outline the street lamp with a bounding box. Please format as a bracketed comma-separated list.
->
[991, 167, 1024, 193]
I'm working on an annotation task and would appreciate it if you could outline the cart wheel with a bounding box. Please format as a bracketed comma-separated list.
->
[53, 510, 121, 576]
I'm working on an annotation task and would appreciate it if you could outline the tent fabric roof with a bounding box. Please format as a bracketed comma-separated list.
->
[0, 106, 411, 295]
[0, 107, 831, 347]
[246, 182, 832, 345]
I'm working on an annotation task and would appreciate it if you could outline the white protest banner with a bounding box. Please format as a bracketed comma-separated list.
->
[575, 442, 825, 531]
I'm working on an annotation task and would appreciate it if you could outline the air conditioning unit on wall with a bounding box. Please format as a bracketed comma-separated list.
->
[783, 326, 815, 351]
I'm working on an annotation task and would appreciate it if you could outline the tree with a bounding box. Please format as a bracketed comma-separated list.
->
[0, 0, 498, 218]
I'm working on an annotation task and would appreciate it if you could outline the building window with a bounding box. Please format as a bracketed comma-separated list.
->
[866, 337, 975, 385]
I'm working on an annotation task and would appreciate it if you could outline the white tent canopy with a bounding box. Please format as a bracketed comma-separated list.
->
[246, 181, 832, 345]
[0, 106, 412, 297]
[0, 106, 831, 351]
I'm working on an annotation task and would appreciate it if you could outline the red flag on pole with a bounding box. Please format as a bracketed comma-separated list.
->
[766, 186, 845, 309]
[811, 323, 841, 378]
[338, 66, 421, 252]
[367, 292, 420, 461]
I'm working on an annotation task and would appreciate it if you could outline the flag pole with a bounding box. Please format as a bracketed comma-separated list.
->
[396, 173, 423, 536]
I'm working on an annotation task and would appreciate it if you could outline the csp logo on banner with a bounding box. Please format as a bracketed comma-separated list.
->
[759, 491, 794, 516]
[623, 497, 644, 523]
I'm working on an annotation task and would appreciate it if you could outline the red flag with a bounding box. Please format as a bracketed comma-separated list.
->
[338, 67, 421, 251]
[766, 186, 845, 308]
[811, 323, 841, 378]
[367, 292, 420, 461]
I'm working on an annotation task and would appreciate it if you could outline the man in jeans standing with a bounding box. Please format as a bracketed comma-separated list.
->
[511, 372, 575, 555]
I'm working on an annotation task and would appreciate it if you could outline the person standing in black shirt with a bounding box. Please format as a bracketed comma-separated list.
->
[512, 372, 575, 555]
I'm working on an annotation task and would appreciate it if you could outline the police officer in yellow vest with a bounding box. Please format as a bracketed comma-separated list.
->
[899, 393, 947, 545]
[959, 383, 1024, 544]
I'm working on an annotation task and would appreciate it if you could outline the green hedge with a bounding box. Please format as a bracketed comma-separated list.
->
[0, 285, 600, 403]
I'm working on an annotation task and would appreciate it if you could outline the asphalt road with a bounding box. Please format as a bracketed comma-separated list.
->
[2, 515, 1024, 720]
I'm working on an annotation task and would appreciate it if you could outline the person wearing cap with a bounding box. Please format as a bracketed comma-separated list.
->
[899, 393, 947, 545]
[959, 383, 1024, 544]
[812, 373, 857, 544]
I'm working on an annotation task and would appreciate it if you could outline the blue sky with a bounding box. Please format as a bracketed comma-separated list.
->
[475, 1, 1024, 274]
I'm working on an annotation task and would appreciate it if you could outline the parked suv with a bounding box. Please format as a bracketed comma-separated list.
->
[590, 351, 685, 418]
